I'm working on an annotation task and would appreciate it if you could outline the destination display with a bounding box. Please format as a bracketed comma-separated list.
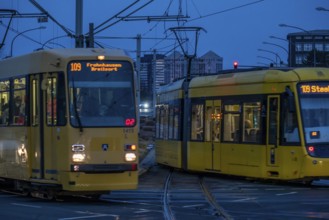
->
[69, 61, 123, 72]
[299, 83, 329, 94]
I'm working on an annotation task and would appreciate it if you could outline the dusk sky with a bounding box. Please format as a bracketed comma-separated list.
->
[1, 0, 328, 68]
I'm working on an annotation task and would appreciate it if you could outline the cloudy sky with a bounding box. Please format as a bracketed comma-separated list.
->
[1, 0, 328, 68]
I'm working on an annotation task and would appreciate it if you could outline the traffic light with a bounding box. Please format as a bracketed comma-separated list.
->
[233, 61, 238, 69]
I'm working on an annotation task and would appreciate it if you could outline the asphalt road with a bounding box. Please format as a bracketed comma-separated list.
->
[1, 149, 329, 220]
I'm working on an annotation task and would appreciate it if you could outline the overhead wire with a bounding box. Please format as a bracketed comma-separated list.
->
[187, 0, 265, 23]
[93, 0, 154, 35]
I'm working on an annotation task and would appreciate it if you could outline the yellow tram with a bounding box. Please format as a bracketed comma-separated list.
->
[156, 67, 329, 182]
[0, 48, 138, 198]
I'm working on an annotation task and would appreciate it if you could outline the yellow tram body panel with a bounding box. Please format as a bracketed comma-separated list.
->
[60, 171, 138, 191]
[155, 140, 182, 169]
[0, 48, 139, 195]
[156, 67, 329, 181]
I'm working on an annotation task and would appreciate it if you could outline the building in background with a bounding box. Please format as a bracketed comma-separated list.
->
[139, 50, 223, 116]
[198, 50, 224, 75]
[287, 30, 329, 67]
[139, 54, 165, 116]
[164, 50, 223, 84]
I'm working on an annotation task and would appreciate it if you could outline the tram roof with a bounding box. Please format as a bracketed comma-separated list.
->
[157, 78, 185, 94]
[189, 67, 329, 88]
[3, 48, 130, 60]
[0, 48, 131, 78]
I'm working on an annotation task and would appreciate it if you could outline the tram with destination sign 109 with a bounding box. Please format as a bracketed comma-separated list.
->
[155, 67, 329, 183]
[0, 48, 138, 198]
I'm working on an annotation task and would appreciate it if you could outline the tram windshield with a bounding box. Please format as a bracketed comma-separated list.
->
[68, 60, 136, 127]
[299, 82, 329, 144]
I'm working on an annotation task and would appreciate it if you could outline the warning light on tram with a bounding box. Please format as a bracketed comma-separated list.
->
[307, 145, 316, 156]
[233, 61, 238, 69]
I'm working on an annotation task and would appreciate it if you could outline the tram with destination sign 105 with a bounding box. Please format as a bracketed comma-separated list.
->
[0, 48, 138, 198]
[155, 67, 329, 183]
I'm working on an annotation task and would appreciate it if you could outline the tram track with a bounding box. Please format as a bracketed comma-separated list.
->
[2, 162, 329, 219]
[162, 168, 233, 220]
[199, 176, 233, 220]
[163, 168, 175, 220]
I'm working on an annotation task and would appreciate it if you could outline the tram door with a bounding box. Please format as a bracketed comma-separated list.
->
[205, 100, 221, 171]
[30, 73, 63, 180]
[266, 96, 280, 167]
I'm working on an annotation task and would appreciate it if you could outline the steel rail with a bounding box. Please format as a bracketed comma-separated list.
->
[199, 176, 234, 220]
[163, 168, 175, 220]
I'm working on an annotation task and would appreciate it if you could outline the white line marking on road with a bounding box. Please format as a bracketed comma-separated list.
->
[183, 204, 205, 208]
[276, 192, 297, 196]
[59, 213, 119, 220]
[11, 203, 41, 208]
[231, 197, 257, 202]
[134, 209, 151, 214]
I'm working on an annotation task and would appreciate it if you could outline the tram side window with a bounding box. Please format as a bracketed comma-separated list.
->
[191, 104, 204, 141]
[158, 104, 169, 139]
[223, 104, 240, 142]
[172, 101, 181, 140]
[268, 98, 278, 145]
[243, 102, 261, 143]
[12, 77, 26, 126]
[168, 108, 174, 139]
[282, 97, 300, 144]
[155, 106, 160, 138]
[46, 74, 66, 126]
[173, 106, 180, 140]
[0, 80, 10, 125]
[162, 105, 169, 140]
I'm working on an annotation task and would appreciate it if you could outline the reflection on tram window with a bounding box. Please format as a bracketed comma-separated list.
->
[191, 104, 204, 141]
[243, 102, 261, 143]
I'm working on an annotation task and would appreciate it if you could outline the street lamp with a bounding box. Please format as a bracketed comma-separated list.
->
[263, 41, 288, 54]
[257, 55, 276, 66]
[269, 35, 293, 66]
[10, 26, 46, 57]
[263, 41, 288, 66]
[258, 48, 282, 66]
[279, 23, 316, 67]
[270, 35, 287, 42]
[41, 34, 68, 49]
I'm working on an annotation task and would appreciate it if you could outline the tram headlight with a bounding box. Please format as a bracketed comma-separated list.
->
[125, 152, 137, 162]
[72, 153, 86, 162]
[72, 144, 86, 162]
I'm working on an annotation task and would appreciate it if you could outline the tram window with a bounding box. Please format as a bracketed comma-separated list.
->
[243, 102, 261, 142]
[0, 80, 9, 125]
[156, 107, 160, 138]
[191, 104, 204, 141]
[213, 107, 221, 142]
[170, 101, 181, 140]
[268, 98, 278, 145]
[12, 77, 26, 126]
[46, 73, 66, 126]
[162, 105, 169, 140]
[46, 77, 57, 125]
[282, 97, 300, 143]
[173, 108, 180, 140]
[223, 104, 240, 142]
[159, 105, 169, 139]
[205, 106, 212, 142]
[31, 79, 39, 126]
[168, 108, 174, 139]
